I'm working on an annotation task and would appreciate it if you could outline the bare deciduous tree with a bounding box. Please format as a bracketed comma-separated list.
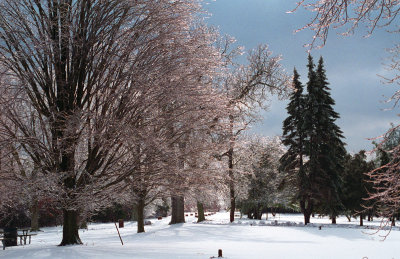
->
[0, 0, 222, 245]
[293, 0, 399, 48]
[217, 38, 290, 222]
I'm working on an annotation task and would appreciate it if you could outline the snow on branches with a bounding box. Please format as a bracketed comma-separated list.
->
[294, 0, 399, 48]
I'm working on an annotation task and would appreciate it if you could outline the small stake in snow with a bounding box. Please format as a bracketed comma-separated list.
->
[114, 222, 124, 245]
[218, 249, 223, 257]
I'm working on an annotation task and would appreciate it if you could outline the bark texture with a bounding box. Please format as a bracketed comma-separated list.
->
[228, 147, 235, 223]
[170, 196, 185, 224]
[137, 199, 145, 233]
[300, 199, 313, 225]
[60, 210, 82, 246]
[197, 202, 205, 223]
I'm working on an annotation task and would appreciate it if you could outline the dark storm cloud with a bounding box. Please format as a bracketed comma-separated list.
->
[204, 0, 399, 152]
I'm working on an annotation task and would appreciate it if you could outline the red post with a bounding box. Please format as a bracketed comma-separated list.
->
[118, 219, 124, 228]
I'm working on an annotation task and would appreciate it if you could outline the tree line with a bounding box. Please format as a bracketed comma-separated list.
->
[279, 54, 400, 227]
[293, 0, 399, 234]
[0, 0, 398, 246]
[0, 0, 289, 245]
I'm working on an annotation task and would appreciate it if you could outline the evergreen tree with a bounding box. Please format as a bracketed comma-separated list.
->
[342, 151, 375, 226]
[312, 57, 346, 224]
[280, 68, 305, 177]
[281, 55, 346, 225]
[280, 68, 312, 224]
[299, 55, 321, 224]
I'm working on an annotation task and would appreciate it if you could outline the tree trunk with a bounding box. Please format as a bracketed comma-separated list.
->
[256, 205, 262, 220]
[228, 114, 236, 223]
[331, 216, 336, 224]
[360, 213, 363, 226]
[30, 199, 40, 231]
[137, 199, 145, 233]
[60, 209, 82, 246]
[170, 196, 185, 224]
[228, 147, 235, 223]
[59, 152, 81, 245]
[391, 217, 395, 227]
[300, 199, 313, 225]
[229, 187, 235, 223]
[304, 212, 311, 225]
[197, 201, 205, 223]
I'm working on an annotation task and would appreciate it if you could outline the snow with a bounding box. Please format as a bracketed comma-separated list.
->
[2, 212, 400, 259]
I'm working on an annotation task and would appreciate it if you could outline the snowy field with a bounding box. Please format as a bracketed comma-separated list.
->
[2, 212, 400, 259]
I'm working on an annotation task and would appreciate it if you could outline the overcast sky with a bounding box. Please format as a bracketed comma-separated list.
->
[203, 0, 399, 153]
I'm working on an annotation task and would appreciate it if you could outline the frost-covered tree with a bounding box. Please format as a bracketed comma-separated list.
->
[293, 0, 399, 48]
[217, 37, 290, 222]
[366, 126, 400, 229]
[238, 136, 289, 220]
[0, 70, 51, 231]
[0, 0, 224, 245]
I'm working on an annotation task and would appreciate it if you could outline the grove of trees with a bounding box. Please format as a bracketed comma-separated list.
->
[0, 0, 290, 245]
[0, 0, 398, 249]
[280, 55, 346, 224]
[295, 0, 400, 231]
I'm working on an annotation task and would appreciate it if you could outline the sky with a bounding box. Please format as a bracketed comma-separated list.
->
[203, 0, 399, 153]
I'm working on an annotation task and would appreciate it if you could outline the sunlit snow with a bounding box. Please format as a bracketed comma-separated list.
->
[2, 212, 400, 258]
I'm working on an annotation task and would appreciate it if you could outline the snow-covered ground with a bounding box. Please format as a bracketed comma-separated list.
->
[2, 212, 400, 259]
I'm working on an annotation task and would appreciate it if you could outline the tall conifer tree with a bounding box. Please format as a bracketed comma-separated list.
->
[304, 56, 346, 223]
[314, 57, 346, 223]
[281, 55, 346, 224]
[280, 68, 312, 224]
[281, 68, 305, 174]
[300, 55, 321, 224]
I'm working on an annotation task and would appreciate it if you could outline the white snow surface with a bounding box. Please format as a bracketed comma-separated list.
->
[2, 212, 400, 259]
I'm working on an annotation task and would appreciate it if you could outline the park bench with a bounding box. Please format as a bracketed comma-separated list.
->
[0, 228, 37, 250]
[17, 228, 37, 245]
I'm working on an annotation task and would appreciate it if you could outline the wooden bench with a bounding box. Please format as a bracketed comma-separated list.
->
[0, 228, 37, 248]
[18, 234, 36, 245]
[18, 229, 37, 245]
